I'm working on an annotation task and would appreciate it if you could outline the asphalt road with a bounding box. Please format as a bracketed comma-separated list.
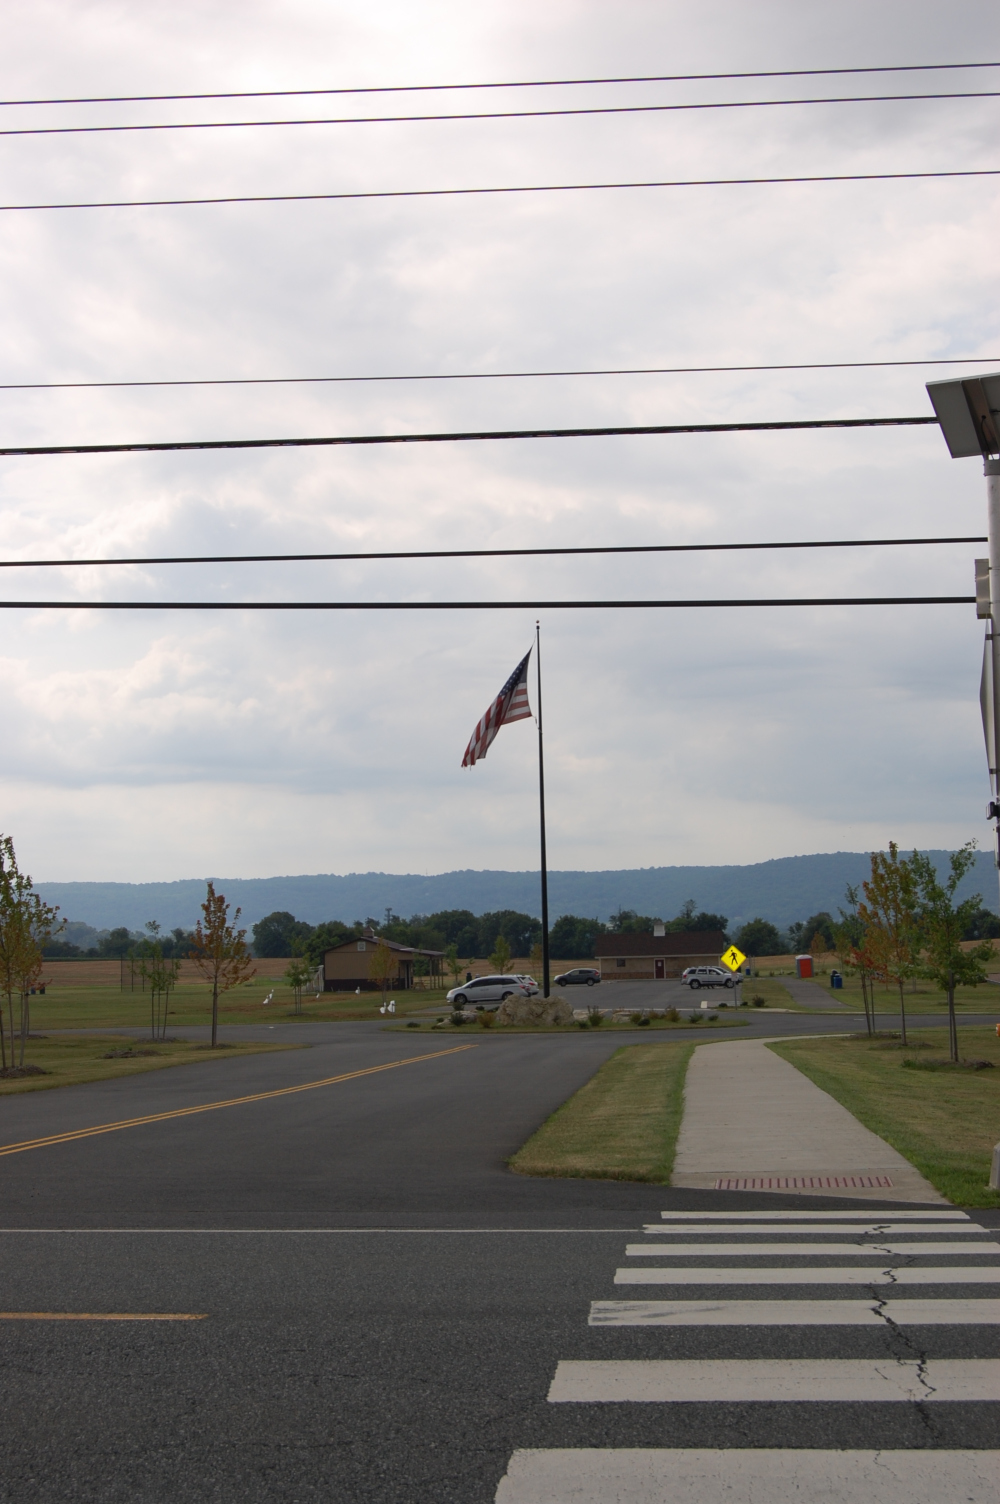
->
[0, 1016, 996, 1502]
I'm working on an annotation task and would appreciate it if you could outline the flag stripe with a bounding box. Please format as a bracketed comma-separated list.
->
[462, 649, 532, 766]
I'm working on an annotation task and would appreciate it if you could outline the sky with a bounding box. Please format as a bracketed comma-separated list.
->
[1, 0, 1000, 887]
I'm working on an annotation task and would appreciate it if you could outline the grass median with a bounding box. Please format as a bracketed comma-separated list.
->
[508, 1040, 695, 1182]
[0, 1034, 301, 1096]
[769, 1027, 1000, 1209]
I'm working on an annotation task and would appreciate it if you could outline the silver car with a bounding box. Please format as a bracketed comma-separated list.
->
[446, 975, 528, 1010]
[682, 965, 735, 990]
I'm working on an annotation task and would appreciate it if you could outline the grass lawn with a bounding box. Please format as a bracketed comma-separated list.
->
[18, 981, 451, 1031]
[508, 1041, 694, 1182]
[790, 974, 1000, 1015]
[0, 1034, 301, 1097]
[769, 1027, 1000, 1209]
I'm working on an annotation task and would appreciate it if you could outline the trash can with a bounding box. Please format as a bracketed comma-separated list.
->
[830, 971, 843, 990]
[795, 954, 813, 979]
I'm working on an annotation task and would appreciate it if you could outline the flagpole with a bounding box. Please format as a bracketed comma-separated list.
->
[536, 621, 550, 998]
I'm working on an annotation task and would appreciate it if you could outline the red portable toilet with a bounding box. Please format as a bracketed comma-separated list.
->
[796, 954, 813, 979]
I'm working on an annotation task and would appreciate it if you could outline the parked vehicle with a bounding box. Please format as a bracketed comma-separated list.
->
[514, 974, 540, 995]
[682, 965, 735, 990]
[445, 975, 528, 1010]
[553, 968, 600, 986]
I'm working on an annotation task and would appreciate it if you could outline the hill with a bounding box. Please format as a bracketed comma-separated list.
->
[35, 850, 999, 933]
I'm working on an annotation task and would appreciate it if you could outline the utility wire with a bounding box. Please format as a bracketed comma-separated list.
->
[1, 537, 983, 570]
[0, 416, 938, 458]
[3, 61, 998, 106]
[6, 167, 994, 213]
[0, 596, 974, 610]
[2, 91, 997, 136]
[3, 357, 996, 393]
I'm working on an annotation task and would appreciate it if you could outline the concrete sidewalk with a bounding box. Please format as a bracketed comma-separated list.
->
[672, 1038, 945, 1203]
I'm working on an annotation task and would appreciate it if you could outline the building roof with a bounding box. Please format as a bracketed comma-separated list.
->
[593, 929, 727, 958]
[323, 930, 444, 959]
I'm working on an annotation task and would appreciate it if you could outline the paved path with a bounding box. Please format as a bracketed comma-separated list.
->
[495, 1203, 1000, 1501]
[780, 976, 849, 1009]
[671, 1038, 944, 1203]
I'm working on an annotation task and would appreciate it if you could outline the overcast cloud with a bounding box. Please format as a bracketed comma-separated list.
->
[1, 0, 999, 887]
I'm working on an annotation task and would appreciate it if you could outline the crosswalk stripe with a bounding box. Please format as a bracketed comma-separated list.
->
[658, 1210, 971, 1220]
[547, 1358, 1000, 1403]
[494, 1449, 1000, 1502]
[624, 1241, 1000, 1256]
[589, 1297, 1000, 1325]
[647, 1223, 985, 1235]
[614, 1265, 1000, 1285]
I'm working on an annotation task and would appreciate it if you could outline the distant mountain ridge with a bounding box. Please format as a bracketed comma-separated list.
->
[35, 850, 999, 933]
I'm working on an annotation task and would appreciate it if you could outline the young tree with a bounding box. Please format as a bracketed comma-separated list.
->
[368, 939, 397, 1010]
[445, 944, 463, 989]
[857, 843, 919, 1044]
[835, 885, 873, 1036]
[911, 844, 994, 1063]
[489, 933, 512, 973]
[284, 956, 313, 1015]
[189, 882, 255, 1047]
[0, 835, 60, 1069]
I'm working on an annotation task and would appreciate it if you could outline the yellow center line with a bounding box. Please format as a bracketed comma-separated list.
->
[0, 1312, 206, 1321]
[0, 1043, 478, 1158]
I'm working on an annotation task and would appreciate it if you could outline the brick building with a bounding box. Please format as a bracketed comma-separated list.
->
[594, 927, 727, 981]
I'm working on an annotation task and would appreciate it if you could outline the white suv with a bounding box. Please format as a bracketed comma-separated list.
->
[682, 965, 735, 990]
[446, 976, 528, 1010]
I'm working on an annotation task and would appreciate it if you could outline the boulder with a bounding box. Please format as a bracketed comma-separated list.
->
[496, 992, 574, 1027]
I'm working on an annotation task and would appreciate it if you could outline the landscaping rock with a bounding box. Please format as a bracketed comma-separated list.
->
[496, 993, 574, 1027]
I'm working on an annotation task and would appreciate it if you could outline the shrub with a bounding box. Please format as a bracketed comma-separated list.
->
[751, 995, 766, 1007]
[665, 1007, 679, 1022]
[637, 1016, 650, 1027]
[478, 1010, 495, 1028]
[405, 1020, 419, 1028]
[587, 1007, 603, 1027]
[688, 1012, 702, 1024]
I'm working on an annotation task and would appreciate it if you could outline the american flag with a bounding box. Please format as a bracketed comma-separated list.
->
[462, 649, 533, 767]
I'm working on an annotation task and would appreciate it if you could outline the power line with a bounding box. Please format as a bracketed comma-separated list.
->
[6, 167, 994, 214]
[0, 596, 973, 610]
[0, 415, 938, 458]
[3, 356, 996, 393]
[3, 62, 998, 107]
[1, 537, 983, 570]
[2, 91, 997, 137]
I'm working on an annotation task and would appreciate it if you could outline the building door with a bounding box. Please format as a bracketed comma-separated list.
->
[654, 958, 664, 979]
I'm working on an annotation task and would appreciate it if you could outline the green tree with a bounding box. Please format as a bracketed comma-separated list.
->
[135, 920, 180, 1041]
[548, 914, 606, 959]
[961, 905, 1000, 940]
[98, 926, 134, 958]
[857, 843, 919, 1045]
[190, 882, 256, 1047]
[304, 920, 360, 968]
[734, 918, 782, 958]
[608, 908, 654, 934]
[835, 885, 873, 1035]
[445, 944, 463, 988]
[284, 956, 313, 1016]
[489, 934, 512, 972]
[252, 910, 315, 958]
[666, 900, 729, 935]
[911, 843, 994, 1062]
[0, 835, 61, 1069]
[368, 938, 397, 1009]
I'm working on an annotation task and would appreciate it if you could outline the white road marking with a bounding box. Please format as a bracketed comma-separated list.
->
[589, 1298, 1000, 1325]
[494, 1448, 1000, 1502]
[614, 1265, 1000, 1285]
[547, 1358, 1000, 1403]
[648, 1223, 986, 1236]
[624, 1241, 1000, 1256]
[659, 1209, 971, 1221]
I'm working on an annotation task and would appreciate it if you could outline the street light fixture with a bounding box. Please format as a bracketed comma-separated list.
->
[926, 373, 1000, 896]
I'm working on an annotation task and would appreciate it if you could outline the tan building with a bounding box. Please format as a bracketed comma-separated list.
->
[322, 927, 444, 992]
[594, 927, 727, 980]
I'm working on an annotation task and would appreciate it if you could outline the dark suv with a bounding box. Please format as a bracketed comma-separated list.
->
[554, 968, 600, 986]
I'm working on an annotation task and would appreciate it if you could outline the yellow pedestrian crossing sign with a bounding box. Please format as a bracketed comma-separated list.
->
[721, 945, 747, 972]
